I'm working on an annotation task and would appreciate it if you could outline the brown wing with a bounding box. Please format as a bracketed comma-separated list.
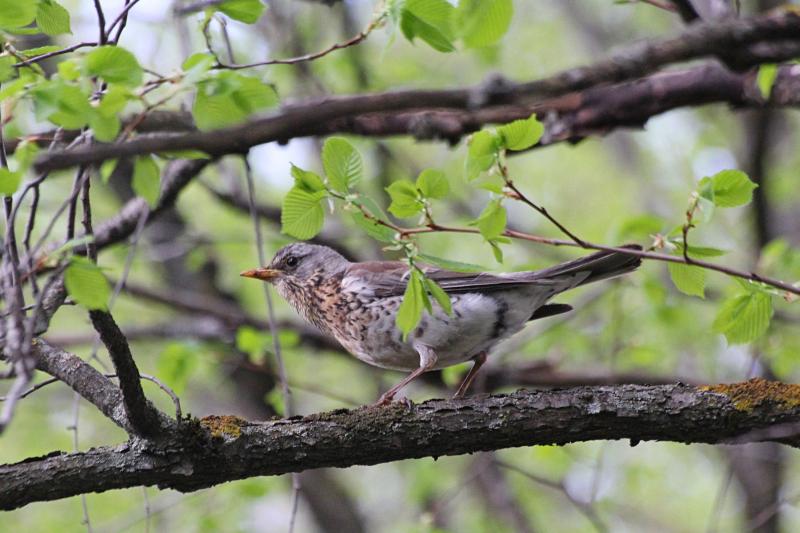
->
[343, 247, 641, 298]
[344, 261, 555, 297]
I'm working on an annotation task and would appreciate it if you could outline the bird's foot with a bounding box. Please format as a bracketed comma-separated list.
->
[373, 394, 414, 408]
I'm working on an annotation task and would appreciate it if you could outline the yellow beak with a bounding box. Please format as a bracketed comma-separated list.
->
[240, 268, 281, 281]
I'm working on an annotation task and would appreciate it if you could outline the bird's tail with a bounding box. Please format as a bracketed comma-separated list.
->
[532, 244, 642, 287]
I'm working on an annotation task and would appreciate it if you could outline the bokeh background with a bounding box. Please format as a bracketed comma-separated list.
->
[3, 1, 800, 531]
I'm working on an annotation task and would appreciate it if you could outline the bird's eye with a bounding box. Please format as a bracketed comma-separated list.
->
[285, 256, 299, 268]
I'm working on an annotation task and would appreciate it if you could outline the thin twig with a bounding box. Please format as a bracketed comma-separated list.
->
[0, 372, 182, 421]
[496, 460, 608, 533]
[93, 0, 107, 44]
[637, 0, 678, 12]
[69, 391, 93, 533]
[12, 42, 99, 68]
[499, 157, 587, 247]
[214, 15, 384, 70]
[344, 195, 800, 297]
[107, 0, 142, 42]
[242, 155, 300, 533]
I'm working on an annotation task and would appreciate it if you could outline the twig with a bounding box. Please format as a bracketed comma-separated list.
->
[499, 157, 587, 247]
[0, 369, 181, 422]
[107, 0, 142, 43]
[93, 0, 108, 45]
[69, 391, 93, 533]
[214, 15, 384, 70]
[637, 0, 678, 12]
[0, 91, 33, 435]
[496, 460, 608, 533]
[12, 42, 99, 68]
[242, 157, 293, 415]
[242, 155, 302, 533]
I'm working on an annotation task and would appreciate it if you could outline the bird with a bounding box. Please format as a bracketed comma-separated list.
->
[241, 242, 641, 405]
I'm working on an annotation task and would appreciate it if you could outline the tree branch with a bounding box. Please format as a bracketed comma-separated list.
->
[32, 11, 800, 172]
[29, 339, 132, 432]
[89, 311, 164, 437]
[2, 379, 800, 510]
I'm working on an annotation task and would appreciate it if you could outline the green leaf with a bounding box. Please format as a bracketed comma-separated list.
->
[0, 168, 22, 195]
[322, 137, 363, 192]
[0, 55, 15, 83]
[193, 72, 278, 130]
[477, 180, 504, 194]
[0, 0, 38, 29]
[100, 160, 118, 184]
[673, 242, 727, 258]
[30, 80, 93, 129]
[64, 256, 111, 311]
[89, 112, 120, 142]
[217, 0, 266, 24]
[96, 85, 132, 117]
[470, 199, 506, 240]
[19, 45, 61, 57]
[290, 164, 325, 193]
[84, 45, 143, 86]
[352, 197, 396, 243]
[616, 214, 664, 240]
[57, 58, 80, 81]
[281, 187, 326, 239]
[36, 0, 71, 35]
[466, 129, 501, 180]
[424, 277, 452, 315]
[416, 168, 449, 199]
[489, 239, 505, 263]
[712, 291, 773, 345]
[400, 0, 456, 52]
[156, 342, 197, 395]
[708, 169, 757, 208]
[132, 156, 161, 206]
[182, 53, 215, 84]
[456, 0, 513, 48]
[757, 64, 778, 99]
[418, 253, 484, 273]
[11, 140, 39, 173]
[50, 235, 96, 258]
[498, 114, 544, 151]
[396, 270, 425, 340]
[235, 326, 271, 358]
[668, 262, 706, 298]
[386, 180, 423, 218]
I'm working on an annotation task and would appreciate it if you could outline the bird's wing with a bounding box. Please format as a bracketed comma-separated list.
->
[342, 247, 641, 298]
[343, 261, 562, 297]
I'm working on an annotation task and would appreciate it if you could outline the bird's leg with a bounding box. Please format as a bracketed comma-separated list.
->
[376, 344, 437, 406]
[453, 352, 487, 398]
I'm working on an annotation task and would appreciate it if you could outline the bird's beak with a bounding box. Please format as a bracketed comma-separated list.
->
[240, 268, 281, 281]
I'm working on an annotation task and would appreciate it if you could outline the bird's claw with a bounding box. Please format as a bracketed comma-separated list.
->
[374, 395, 414, 408]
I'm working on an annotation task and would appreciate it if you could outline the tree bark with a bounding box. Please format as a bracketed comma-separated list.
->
[2, 380, 800, 511]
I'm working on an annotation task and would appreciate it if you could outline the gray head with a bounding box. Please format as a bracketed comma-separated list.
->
[240, 243, 349, 285]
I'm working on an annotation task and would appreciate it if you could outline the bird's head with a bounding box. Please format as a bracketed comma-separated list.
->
[240, 243, 348, 288]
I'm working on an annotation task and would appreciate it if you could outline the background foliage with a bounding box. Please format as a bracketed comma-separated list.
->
[2, 0, 800, 532]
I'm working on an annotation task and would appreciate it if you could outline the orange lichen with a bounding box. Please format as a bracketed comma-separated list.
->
[200, 415, 247, 439]
[701, 378, 800, 412]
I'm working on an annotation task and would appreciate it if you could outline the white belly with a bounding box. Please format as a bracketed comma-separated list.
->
[340, 288, 553, 371]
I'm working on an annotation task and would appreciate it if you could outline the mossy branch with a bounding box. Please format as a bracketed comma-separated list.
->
[2, 379, 800, 511]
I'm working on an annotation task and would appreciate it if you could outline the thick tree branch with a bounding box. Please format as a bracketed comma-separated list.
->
[2, 380, 800, 510]
[10, 62, 800, 162]
[89, 311, 164, 437]
[32, 11, 800, 172]
[93, 158, 209, 251]
[29, 339, 132, 432]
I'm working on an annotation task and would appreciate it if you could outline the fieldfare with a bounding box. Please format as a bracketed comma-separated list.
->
[242, 243, 641, 404]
